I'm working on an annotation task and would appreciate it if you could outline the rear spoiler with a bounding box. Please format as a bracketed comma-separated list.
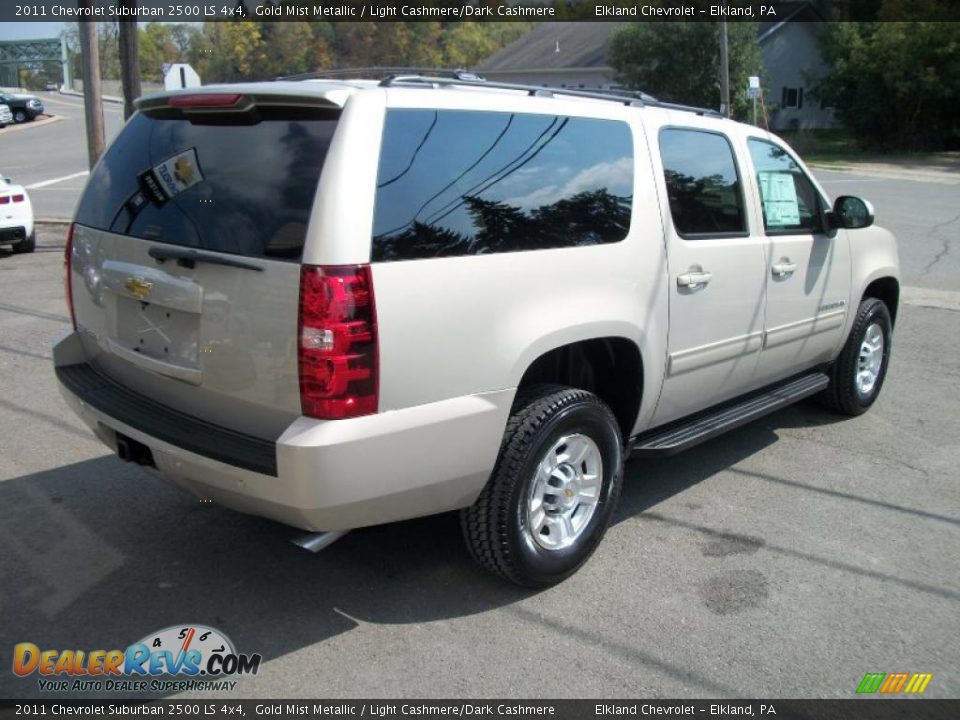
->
[135, 83, 354, 115]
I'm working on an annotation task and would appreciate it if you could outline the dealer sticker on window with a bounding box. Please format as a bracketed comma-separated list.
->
[139, 148, 203, 205]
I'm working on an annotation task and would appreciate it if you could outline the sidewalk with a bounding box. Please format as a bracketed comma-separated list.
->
[807, 155, 960, 184]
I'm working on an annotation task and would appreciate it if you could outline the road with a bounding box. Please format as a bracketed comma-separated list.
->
[1, 226, 958, 700]
[0, 90, 124, 220]
[2, 92, 957, 291]
[0, 99, 958, 700]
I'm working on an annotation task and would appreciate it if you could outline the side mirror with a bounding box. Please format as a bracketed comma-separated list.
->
[829, 196, 875, 230]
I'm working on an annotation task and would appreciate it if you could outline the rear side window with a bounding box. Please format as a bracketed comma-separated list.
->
[372, 109, 634, 262]
[659, 128, 747, 237]
[75, 109, 339, 260]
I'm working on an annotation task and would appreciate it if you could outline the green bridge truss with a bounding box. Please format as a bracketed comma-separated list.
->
[0, 38, 70, 89]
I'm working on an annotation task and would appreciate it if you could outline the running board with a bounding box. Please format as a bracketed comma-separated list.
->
[631, 372, 829, 457]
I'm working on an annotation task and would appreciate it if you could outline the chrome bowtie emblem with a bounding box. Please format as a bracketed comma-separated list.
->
[124, 277, 153, 301]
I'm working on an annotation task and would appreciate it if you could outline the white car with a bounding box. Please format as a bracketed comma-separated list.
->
[0, 175, 35, 253]
[0, 104, 12, 128]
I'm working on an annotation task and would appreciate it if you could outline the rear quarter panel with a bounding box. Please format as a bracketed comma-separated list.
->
[315, 90, 669, 435]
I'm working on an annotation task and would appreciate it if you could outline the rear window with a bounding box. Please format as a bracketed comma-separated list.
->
[372, 109, 634, 262]
[75, 109, 339, 260]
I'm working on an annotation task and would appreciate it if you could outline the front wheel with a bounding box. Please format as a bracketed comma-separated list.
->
[12, 110, 27, 124]
[461, 385, 624, 587]
[819, 297, 892, 416]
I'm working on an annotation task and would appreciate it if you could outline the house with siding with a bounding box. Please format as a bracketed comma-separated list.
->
[476, 3, 835, 131]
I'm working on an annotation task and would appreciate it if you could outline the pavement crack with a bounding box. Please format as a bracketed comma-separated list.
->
[920, 213, 959, 277]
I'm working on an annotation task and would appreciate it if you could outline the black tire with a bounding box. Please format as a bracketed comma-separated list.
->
[13, 109, 27, 124]
[11, 232, 36, 254]
[819, 297, 892, 416]
[461, 384, 624, 587]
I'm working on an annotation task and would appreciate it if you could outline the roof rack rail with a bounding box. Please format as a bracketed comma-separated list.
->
[380, 74, 652, 107]
[379, 75, 723, 117]
[275, 67, 484, 82]
[645, 99, 724, 117]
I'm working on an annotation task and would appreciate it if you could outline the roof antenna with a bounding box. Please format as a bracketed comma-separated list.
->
[555, 39, 560, 53]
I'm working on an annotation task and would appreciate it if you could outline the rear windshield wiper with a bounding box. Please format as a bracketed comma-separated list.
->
[148, 246, 263, 272]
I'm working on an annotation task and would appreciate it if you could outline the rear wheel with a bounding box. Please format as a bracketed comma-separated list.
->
[461, 385, 624, 587]
[11, 232, 35, 254]
[820, 297, 892, 416]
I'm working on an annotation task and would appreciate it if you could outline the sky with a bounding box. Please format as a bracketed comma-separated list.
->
[0, 22, 66, 41]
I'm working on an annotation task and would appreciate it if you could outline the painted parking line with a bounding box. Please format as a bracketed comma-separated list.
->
[26, 171, 89, 189]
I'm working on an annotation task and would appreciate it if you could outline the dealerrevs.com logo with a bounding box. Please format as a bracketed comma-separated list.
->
[12, 625, 261, 693]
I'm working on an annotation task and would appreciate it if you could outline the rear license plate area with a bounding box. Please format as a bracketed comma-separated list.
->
[111, 296, 201, 369]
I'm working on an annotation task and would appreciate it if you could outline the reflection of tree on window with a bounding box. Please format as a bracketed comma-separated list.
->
[375, 189, 632, 261]
[664, 170, 744, 235]
[371, 110, 634, 262]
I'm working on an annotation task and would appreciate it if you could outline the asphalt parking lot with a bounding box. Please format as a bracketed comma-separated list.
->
[0, 217, 958, 699]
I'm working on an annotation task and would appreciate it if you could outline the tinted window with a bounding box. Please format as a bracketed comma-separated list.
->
[659, 128, 746, 237]
[75, 110, 339, 260]
[748, 139, 824, 233]
[372, 110, 633, 261]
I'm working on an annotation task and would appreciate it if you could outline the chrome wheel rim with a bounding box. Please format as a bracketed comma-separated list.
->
[526, 433, 603, 551]
[856, 322, 884, 397]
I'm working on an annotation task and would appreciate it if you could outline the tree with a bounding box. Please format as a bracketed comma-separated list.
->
[191, 22, 263, 83]
[139, 23, 181, 82]
[254, 21, 314, 78]
[817, 3, 960, 149]
[610, 21, 763, 120]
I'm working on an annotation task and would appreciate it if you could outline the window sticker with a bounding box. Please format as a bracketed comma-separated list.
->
[139, 148, 203, 205]
[757, 171, 800, 227]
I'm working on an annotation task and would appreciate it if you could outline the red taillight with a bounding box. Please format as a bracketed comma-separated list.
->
[12, 194, 24, 203]
[0, 196, 9, 204]
[169, 93, 242, 108]
[64, 223, 76, 329]
[298, 265, 378, 420]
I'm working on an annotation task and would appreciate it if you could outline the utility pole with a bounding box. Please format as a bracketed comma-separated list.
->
[719, 20, 731, 118]
[78, 11, 105, 168]
[118, 3, 141, 120]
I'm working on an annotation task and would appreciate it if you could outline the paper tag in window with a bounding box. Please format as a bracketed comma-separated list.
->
[139, 148, 203, 204]
[758, 171, 800, 227]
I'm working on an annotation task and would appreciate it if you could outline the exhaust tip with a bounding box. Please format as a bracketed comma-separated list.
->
[291, 529, 348, 554]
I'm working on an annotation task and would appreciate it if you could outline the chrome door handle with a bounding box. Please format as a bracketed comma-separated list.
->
[772, 260, 797, 278]
[677, 270, 713, 289]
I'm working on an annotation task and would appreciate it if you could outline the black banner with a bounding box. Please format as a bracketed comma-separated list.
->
[1, 701, 959, 720]
[2, 0, 960, 24]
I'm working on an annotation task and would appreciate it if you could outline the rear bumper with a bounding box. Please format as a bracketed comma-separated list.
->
[0, 225, 29, 245]
[53, 330, 512, 532]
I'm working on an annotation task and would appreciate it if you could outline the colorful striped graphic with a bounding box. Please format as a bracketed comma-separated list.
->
[857, 672, 933, 694]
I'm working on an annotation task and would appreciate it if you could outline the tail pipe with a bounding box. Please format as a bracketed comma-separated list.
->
[291, 530, 349, 553]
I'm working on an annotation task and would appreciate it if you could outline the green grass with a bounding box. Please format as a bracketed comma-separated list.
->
[778, 129, 960, 168]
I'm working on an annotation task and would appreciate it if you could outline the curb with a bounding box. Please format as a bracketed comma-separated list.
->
[902, 286, 960, 312]
[0, 114, 65, 134]
[59, 89, 123, 104]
